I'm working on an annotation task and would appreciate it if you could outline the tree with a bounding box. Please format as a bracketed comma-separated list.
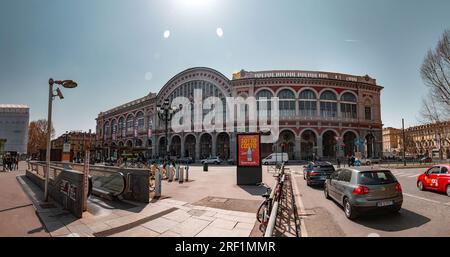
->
[27, 119, 55, 156]
[420, 30, 450, 160]
[420, 30, 450, 108]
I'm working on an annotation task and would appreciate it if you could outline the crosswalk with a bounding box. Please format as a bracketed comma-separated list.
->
[391, 171, 423, 179]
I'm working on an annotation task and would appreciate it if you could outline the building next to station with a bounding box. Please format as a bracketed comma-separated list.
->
[51, 131, 96, 162]
[0, 104, 29, 154]
[383, 122, 450, 159]
[95, 67, 383, 162]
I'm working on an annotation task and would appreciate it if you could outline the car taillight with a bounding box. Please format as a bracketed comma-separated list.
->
[310, 171, 318, 176]
[352, 185, 370, 195]
[395, 182, 402, 192]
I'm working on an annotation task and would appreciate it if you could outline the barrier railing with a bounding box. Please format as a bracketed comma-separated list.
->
[27, 161, 146, 200]
[264, 162, 286, 237]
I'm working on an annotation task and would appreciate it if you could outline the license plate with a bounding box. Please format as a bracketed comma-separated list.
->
[320, 176, 327, 180]
[377, 200, 394, 207]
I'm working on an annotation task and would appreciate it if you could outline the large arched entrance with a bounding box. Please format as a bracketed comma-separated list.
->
[216, 133, 230, 160]
[322, 130, 337, 159]
[184, 135, 196, 159]
[200, 134, 213, 159]
[170, 135, 181, 158]
[158, 137, 167, 158]
[343, 131, 357, 157]
[278, 130, 296, 160]
[366, 133, 375, 158]
[301, 130, 317, 161]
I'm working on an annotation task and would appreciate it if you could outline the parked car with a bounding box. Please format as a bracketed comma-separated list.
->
[262, 153, 289, 165]
[359, 158, 381, 166]
[179, 157, 194, 164]
[227, 158, 235, 165]
[200, 156, 221, 165]
[419, 157, 433, 164]
[303, 161, 335, 186]
[324, 167, 403, 219]
[417, 165, 450, 196]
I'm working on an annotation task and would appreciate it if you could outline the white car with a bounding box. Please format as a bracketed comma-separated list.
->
[359, 158, 381, 166]
[201, 157, 221, 164]
[262, 153, 289, 165]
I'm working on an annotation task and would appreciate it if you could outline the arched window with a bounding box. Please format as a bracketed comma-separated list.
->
[340, 92, 357, 119]
[136, 112, 145, 131]
[299, 89, 317, 117]
[256, 90, 273, 117]
[126, 115, 134, 133]
[278, 89, 296, 118]
[364, 99, 372, 120]
[111, 119, 117, 136]
[118, 117, 125, 137]
[104, 121, 110, 139]
[320, 91, 337, 117]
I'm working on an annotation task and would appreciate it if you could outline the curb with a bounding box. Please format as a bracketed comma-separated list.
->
[289, 170, 309, 237]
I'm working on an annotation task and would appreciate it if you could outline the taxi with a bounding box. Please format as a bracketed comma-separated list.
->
[417, 165, 450, 196]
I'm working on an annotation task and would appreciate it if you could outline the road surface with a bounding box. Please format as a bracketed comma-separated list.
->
[291, 165, 450, 237]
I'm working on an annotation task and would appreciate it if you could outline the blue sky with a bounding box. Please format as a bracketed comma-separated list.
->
[1, 0, 449, 137]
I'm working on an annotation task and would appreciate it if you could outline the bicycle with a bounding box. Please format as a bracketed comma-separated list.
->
[256, 183, 272, 232]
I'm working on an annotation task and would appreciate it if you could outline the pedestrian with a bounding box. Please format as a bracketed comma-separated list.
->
[16, 156, 19, 170]
[337, 158, 341, 168]
[351, 156, 356, 167]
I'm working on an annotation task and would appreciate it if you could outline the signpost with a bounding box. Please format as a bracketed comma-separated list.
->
[82, 130, 92, 211]
[236, 133, 262, 185]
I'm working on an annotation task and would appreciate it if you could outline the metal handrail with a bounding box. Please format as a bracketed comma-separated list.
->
[264, 162, 286, 237]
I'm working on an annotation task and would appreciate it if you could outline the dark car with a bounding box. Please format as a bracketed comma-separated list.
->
[303, 161, 335, 186]
[324, 167, 403, 219]
[419, 157, 432, 164]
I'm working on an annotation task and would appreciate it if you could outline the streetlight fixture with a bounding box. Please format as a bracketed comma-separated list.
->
[44, 78, 78, 202]
[156, 99, 182, 161]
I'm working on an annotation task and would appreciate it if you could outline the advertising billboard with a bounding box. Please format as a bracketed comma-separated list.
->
[237, 134, 260, 167]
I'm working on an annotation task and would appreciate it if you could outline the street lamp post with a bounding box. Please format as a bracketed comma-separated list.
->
[45, 78, 78, 202]
[156, 99, 182, 161]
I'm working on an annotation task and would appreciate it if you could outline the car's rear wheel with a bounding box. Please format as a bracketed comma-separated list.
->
[324, 185, 330, 199]
[418, 181, 424, 191]
[344, 198, 358, 219]
[446, 185, 450, 197]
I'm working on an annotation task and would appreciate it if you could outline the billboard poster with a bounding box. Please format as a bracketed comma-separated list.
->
[237, 134, 260, 167]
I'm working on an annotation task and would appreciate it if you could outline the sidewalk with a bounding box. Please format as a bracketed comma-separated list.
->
[18, 165, 281, 237]
[0, 164, 49, 237]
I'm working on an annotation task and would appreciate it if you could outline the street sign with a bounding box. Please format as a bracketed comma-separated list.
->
[63, 143, 71, 153]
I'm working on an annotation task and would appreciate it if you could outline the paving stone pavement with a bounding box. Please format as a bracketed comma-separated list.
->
[18, 175, 257, 237]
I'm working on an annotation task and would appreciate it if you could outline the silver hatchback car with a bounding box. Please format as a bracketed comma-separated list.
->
[324, 167, 403, 219]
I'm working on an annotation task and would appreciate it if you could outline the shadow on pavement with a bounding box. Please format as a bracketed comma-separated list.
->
[238, 185, 268, 196]
[354, 208, 431, 232]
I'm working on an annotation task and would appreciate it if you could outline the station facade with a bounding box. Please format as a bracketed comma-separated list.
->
[95, 67, 383, 162]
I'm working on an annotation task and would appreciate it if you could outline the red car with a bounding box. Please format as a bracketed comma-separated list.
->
[417, 165, 450, 196]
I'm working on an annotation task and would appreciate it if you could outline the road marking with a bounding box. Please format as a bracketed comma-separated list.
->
[403, 193, 442, 204]
[367, 233, 380, 237]
[291, 174, 309, 237]
[408, 174, 419, 178]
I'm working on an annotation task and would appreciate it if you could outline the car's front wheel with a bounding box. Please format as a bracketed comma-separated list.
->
[344, 198, 358, 219]
[418, 181, 424, 191]
[446, 185, 450, 197]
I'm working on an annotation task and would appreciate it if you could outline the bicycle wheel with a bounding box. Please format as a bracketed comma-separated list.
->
[256, 200, 267, 224]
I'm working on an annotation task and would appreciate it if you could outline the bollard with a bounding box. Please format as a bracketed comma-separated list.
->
[168, 164, 174, 182]
[179, 166, 184, 183]
[203, 162, 208, 172]
[165, 164, 170, 180]
[175, 163, 180, 181]
[155, 168, 162, 198]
